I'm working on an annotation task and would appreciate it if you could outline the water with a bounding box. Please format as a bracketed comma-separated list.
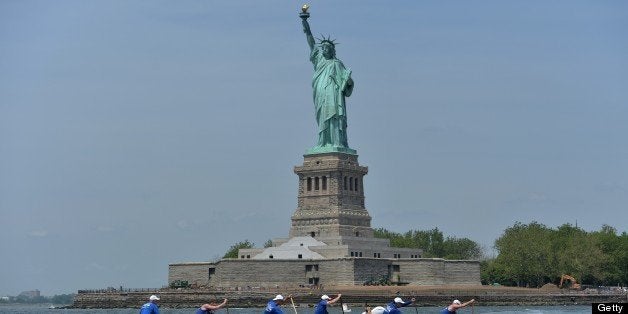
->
[0, 305, 591, 314]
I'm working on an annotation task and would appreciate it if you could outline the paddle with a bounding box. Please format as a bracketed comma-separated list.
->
[410, 296, 417, 314]
[339, 295, 345, 314]
[290, 295, 298, 314]
[342, 302, 352, 313]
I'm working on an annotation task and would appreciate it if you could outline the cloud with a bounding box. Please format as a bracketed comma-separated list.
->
[595, 181, 627, 194]
[85, 262, 106, 271]
[505, 192, 553, 206]
[114, 264, 129, 271]
[230, 212, 257, 222]
[28, 230, 48, 237]
[176, 220, 190, 230]
[97, 226, 114, 232]
[420, 124, 465, 135]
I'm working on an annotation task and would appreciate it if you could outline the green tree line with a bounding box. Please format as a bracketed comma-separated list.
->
[0, 294, 75, 305]
[223, 240, 255, 258]
[483, 222, 628, 287]
[223, 222, 627, 288]
[373, 227, 483, 260]
[222, 239, 274, 259]
[223, 230, 483, 261]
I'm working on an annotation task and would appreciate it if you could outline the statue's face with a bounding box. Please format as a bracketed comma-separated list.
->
[321, 44, 335, 59]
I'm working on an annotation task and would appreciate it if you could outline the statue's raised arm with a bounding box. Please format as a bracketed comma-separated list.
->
[300, 5, 315, 52]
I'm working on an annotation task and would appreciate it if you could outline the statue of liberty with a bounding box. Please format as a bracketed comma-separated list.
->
[300, 5, 356, 155]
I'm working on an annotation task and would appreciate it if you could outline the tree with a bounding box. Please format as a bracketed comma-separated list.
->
[481, 258, 513, 286]
[374, 227, 481, 260]
[616, 232, 628, 285]
[443, 237, 482, 260]
[408, 228, 444, 257]
[374, 228, 412, 248]
[590, 225, 624, 285]
[51, 294, 76, 305]
[552, 224, 603, 285]
[488, 222, 625, 287]
[223, 240, 254, 258]
[492, 221, 553, 287]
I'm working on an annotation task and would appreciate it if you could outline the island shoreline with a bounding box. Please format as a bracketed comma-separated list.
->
[70, 285, 627, 309]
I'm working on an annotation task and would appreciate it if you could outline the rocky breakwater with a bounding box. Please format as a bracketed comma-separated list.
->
[72, 289, 269, 309]
[71, 286, 628, 309]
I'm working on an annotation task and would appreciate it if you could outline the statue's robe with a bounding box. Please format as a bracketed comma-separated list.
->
[310, 48, 353, 149]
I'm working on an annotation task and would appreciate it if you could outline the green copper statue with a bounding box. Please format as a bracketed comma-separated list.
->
[300, 5, 356, 155]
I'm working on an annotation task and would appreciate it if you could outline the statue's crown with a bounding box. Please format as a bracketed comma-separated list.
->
[317, 35, 338, 47]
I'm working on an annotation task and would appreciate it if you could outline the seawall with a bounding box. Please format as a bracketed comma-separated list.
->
[70, 286, 627, 309]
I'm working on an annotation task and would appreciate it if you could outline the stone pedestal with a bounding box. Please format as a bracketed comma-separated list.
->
[290, 153, 373, 239]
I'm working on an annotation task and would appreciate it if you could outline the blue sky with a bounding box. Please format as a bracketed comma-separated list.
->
[1, 1, 627, 296]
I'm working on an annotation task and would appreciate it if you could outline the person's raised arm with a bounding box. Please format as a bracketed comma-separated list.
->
[452, 299, 475, 310]
[328, 294, 342, 305]
[202, 299, 228, 311]
[402, 298, 416, 307]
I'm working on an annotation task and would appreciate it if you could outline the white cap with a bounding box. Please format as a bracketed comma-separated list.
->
[394, 297, 404, 303]
[273, 295, 284, 301]
[453, 300, 461, 305]
[149, 295, 160, 301]
[321, 295, 330, 300]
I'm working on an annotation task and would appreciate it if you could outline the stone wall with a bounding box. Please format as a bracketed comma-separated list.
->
[353, 258, 391, 284]
[209, 259, 319, 288]
[398, 258, 445, 285]
[168, 262, 215, 286]
[444, 260, 481, 285]
[169, 258, 480, 289]
[394, 258, 480, 286]
[318, 259, 355, 285]
[310, 244, 349, 258]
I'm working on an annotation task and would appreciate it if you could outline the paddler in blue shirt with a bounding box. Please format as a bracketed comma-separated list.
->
[440, 299, 475, 314]
[196, 298, 228, 314]
[314, 294, 342, 314]
[140, 295, 160, 314]
[264, 294, 293, 314]
[385, 297, 415, 314]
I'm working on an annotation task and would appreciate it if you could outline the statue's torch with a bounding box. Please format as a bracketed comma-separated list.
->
[299, 4, 310, 19]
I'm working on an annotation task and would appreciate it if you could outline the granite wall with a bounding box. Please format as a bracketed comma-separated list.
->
[169, 258, 480, 288]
